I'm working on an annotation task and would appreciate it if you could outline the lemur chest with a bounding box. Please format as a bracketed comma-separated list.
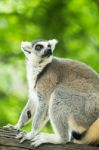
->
[26, 60, 52, 99]
[27, 65, 42, 97]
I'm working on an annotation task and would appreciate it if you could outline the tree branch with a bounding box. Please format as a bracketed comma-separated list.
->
[0, 127, 98, 150]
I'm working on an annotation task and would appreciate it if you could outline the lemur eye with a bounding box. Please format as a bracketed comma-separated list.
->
[48, 44, 51, 48]
[35, 44, 44, 51]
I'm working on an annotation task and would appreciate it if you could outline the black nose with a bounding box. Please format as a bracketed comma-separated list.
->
[43, 48, 52, 57]
[47, 48, 52, 56]
[47, 48, 52, 54]
[42, 48, 52, 57]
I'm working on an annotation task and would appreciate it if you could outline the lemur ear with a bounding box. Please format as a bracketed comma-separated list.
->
[21, 41, 31, 51]
[21, 41, 31, 48]
[48, 39, 58, 51]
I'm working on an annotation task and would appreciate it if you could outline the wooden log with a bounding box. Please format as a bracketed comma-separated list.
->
[0, 127, 98, 150]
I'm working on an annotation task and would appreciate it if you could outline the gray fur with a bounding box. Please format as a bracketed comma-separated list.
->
[4, 39, 99, 147]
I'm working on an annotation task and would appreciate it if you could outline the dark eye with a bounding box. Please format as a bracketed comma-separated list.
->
[48, 44, 51, 48]
[35, 44, 44, 51]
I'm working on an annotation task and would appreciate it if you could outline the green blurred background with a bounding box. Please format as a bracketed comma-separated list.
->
[0, 0, 99, 132]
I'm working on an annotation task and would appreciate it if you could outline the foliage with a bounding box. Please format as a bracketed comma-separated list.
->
[0, 0, 99, 132]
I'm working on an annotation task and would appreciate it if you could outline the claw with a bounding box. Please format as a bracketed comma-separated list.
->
[20, 137, 27, 143]
[16, 132, 25, 139]
[3, 124, 20, 131]
[31, 135, 39, 142]
[3, 124, 13, 129]
[30, 134, 45, 147]
[31, 141, 42, 147]
[16, 131, 37, 144]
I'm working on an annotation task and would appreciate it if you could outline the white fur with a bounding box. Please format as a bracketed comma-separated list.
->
[26, 56, 52, 97]
[48, 39, 58, 51]
[21, 40, 54, 97]
[31, 133, 63, 147]
[68, 128, 72, 141]
[21, 41, 31, 49]
[14, 39, 58, 144]
[4, 39, 59, 145]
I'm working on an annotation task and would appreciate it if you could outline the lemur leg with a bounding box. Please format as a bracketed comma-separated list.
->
[3, 98, 36, 131]
[31, 115, 67, 147]
[31, 91, 69, 147]
[16, 101, 49, 143]
[31, 133, 63, 147]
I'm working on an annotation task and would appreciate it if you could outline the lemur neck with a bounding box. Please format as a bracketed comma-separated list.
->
[27, 55, 52, 67]
[26, 56, 53, 96]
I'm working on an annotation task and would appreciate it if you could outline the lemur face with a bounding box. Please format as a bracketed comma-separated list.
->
[21, 39, 58, 61]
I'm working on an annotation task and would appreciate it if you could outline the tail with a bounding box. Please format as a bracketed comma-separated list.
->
[73, 118, 99, 145]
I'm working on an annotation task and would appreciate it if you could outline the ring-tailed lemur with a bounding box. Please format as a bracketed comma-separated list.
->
[4, 39, 99, 147]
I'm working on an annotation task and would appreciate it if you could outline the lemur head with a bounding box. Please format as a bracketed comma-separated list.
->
[21, 39, 58, 63]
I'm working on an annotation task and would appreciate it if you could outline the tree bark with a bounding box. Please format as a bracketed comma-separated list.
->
[0, 127, 98, 150]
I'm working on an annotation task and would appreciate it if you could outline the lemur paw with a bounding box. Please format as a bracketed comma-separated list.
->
[3, 124, 20, 131]
[31, 133, 48, 147]
[16, 131, 37, 143]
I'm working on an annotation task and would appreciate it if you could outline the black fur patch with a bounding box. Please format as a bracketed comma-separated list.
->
[27, 110, 31, 119]
[32, 39, 47, 47]
[72, 131, 86, 140]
